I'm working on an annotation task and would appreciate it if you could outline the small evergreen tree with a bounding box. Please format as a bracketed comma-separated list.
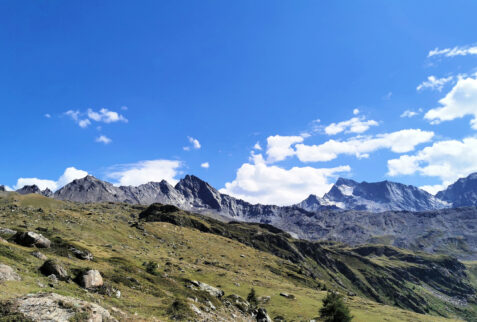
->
[319, 291, 353, 322]
[247, 288, 258, 309]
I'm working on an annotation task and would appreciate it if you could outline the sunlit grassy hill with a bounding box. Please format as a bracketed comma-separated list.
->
[0, 192, 474, 321]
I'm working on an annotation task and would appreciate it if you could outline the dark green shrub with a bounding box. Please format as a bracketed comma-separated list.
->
[319, 291, 353, 322]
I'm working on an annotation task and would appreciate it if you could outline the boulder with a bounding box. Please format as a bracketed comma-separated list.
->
[3, 293, 117, 321]
[279, 292, 295, 299]
[190, 280, 224, 298]
[31, 251, 48, 260]
[39, 260, 69, 281]
[0, 227, 16, 236]
[13, 231, 51, 248]
[0, 263, 21, 281]
[70, 247, 93, 261]
[78, 269, 103, 289]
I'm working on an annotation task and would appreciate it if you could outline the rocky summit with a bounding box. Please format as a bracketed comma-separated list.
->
[299, 177, 450, 212]
[437, 172, 477, 207]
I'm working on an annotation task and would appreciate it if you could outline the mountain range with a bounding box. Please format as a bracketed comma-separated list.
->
[5, 172, 477, 259]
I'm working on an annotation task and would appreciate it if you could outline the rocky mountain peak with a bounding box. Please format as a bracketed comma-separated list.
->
[321, 178, 448, 212]
[436, 172, 477, 207]
[175, 174, 222, 210]
[16, 185, 42, 195]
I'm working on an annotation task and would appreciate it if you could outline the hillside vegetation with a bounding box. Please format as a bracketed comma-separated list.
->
[0, 191, 475, 321]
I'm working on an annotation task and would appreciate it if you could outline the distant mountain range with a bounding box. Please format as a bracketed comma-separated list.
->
[18, 172, 477, 212]
[5, 172, 477, 259]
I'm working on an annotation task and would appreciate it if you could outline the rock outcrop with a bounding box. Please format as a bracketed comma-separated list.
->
[2, 293, 116, 321]
[0, 264, 21, 281]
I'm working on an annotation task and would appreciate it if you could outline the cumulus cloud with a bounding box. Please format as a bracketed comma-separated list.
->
[220, 153, 350, 205]
[14, 167, 88, 191]
[387, 137, 477, 193]
[183, 137, 201, 151]
[265, 135, 304, 163]
[201, 162, 210, 169]
[44, 113, 51, 118]
[96, 135, 112, 144]
[294, 129, 434, 162]
[353, 108, 360, 115]
[87, 108, 128, 124]
[424, 76, 477, 129]
[65, 108, 128, 128]
[253, 142, 262, 150]
[417, 76, 453, 92]
[324, 116, 378, 135]
[428, 45, 477, 58]
[106, 160, 182, 186]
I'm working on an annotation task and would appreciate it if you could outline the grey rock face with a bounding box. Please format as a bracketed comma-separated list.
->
[318, 177, 448, 212]
[0, 185, 6, 192]
[6, 293, 116, 322]
[13, 231, 51, 248]
[0, 263, 21, 281]
[437, 172, 477, 207]
[190, 280, 224, 298]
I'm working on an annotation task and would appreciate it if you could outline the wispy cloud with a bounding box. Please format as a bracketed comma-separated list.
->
[201, 162, 210, 169]
[183, 136, 201, 151]
[417, 76, 453, 92]
[400, 108, 423, 118]
[428, 45, 477, 58]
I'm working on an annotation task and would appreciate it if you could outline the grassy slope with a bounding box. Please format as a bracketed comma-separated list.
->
[0, 192, 465, 321]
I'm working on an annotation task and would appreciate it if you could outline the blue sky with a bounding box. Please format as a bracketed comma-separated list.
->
[2, 1, 477, 205]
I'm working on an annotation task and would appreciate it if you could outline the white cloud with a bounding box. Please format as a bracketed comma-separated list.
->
[400, 108, 423, 118]
[79, 119, 91, 128]
[294, 129, 434, 162]
[353, 108, 360, 115]
[419, 184, 448, 195]
[106, 160, 182, 186]
[220, 153, 350, 205]
[324, 116, 378, 135]
[253, 142, 262, 150]
[424, 76, 477, 129]
[387, 137, 477, 193]
[428, 45, 477, 58]
[265, 135, 304, 163]
[184, 137, 201, 151]
[56, 167, 89, 188]
[44, 113, 51, 118]
[121, 106, 128, 111]
[417, 76, 453, 92]
[201, 162, 210, 169]
[96, 135, 112, 144]
[14, 178, 57, 191]
[87, 108, 128, 124]
[14, 167, 88, 191]
[65, 108, 128, 128]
